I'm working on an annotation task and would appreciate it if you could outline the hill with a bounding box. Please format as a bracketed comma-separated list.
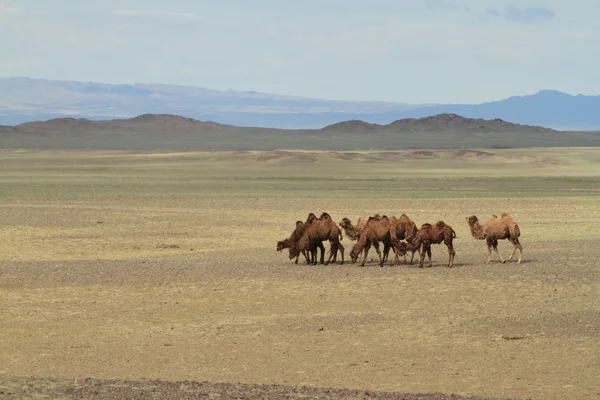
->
[2, 78, 600, 130]
[2, 113, 599, 151]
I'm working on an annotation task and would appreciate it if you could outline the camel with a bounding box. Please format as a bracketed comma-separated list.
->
[291, 212, 344, 265]
[466, 213, 522, 264]
[385, 214, 420, 264]
[338, 216, 372, 240]
[341, 214, 418, 265]
[349, 216, 410, 267]
[410, 221, 456, 268]
[339, 215, 385, 261]
[277, 214, 325, 264]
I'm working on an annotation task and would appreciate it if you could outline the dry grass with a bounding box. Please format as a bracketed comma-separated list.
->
[1, 148, 599, 400]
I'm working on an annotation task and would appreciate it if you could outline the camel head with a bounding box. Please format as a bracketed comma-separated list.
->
[395, 241, 408, 256]
[466, 215, 486, 240]
[288, 245, 300, 260]
[339, 217, 352, 229]
[466, 215, 479, 226]
[276, 240, 285, 252]
[349, 245, 361, 263]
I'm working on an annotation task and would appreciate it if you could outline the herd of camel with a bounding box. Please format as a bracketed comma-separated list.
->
[276, 212, 523, 268]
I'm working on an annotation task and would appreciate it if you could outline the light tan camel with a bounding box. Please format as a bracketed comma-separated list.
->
[466, 213, 522, 263]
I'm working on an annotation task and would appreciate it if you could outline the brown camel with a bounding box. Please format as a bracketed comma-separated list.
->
[339, 215, 387, 261]
[349, 216, 409, 267]
[291, 212, 344, 265]
[411, 221, 456, 268]
[466, 213, 522, 264]
[385, 214, 419, 264]
[277, 214, 325, 264]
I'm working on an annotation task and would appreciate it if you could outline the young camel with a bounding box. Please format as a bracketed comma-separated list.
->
[277, 214, 325, 264]
[411, 221, 457, 268]
[466, 213, 522, 264]
[292, 212, 344, 265]
[350, 216, 411, 267]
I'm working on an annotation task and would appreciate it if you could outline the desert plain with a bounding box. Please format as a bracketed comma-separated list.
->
[0, 147, 599, 399]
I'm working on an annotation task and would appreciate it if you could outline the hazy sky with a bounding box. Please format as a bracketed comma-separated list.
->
[2, 0, 599, 103]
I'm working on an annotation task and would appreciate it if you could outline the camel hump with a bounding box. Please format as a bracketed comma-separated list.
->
[501, 212, 510, 218]
[436, 221, 445, 228]
[296, 221, 304, 228]
[421, 223, 432, 229]
[319, 212, 331, 220]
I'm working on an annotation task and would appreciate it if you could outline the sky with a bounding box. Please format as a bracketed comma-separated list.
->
[1, 0, 599, 104]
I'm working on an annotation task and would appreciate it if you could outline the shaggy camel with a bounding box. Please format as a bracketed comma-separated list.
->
[277, 214, 325, 264]
[411, 221, 457, 268]
[291, 212, 344, 265]
[339, 215, 386, 261]
[349, 216, 412, 267]
[466, 213, 522, 263]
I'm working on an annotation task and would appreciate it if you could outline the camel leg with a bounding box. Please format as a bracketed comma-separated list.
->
[427, 246, 433, 268]
[447, 245, 456, 268]
[372, 241, 383, 264]
[509, 238, 523, 263]
[485, 237, 494, 263]
[361, 243, 371, 267]
[301, 249, 311, 265]
[324, 241, 338, 265]
[419, 244, 430, 268]
[492, 239, 505, 263]
[318, 241, 326, 264]
[410, 249, 419, 265]
[382, 242, 389, 263]
[508, 238, 523, 263]
[338, 242, 345, 265]
[445, 238, 455, 268]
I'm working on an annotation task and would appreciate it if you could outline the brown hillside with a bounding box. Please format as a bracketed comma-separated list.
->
[321, 119, 381, 132]
[387, 113, 556, 133]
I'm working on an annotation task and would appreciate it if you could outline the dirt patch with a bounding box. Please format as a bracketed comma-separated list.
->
[156, 244, 180, 249]
[0, 376, 507, 400]
[253, 151, 316, 164]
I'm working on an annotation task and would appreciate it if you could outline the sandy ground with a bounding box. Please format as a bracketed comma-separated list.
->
[1, 194, 599, 400]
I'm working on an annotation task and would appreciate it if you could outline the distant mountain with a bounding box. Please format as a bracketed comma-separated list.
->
[3, 113, 599, 151]
[0, 77, 418, 127]
[1, 77, 599, 130]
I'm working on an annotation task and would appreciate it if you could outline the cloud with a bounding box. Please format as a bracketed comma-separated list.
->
[423, 0, 458, 10]
[504, 6, 556, 23]
[482, 6, 556, 24]
[0, 2, 23, 15]
[112, 9, 201, 20]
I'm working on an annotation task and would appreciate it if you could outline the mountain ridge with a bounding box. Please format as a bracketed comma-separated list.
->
[1, 77, 600, 130]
